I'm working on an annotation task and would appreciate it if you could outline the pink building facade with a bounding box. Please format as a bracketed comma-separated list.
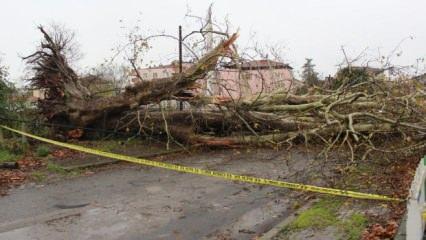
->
[130, 61, 192, 83]
[131, 60, 295, 100]
[209, 60, 294, 99]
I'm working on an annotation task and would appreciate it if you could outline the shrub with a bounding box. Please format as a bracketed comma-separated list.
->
[0, 147, 20, 163]
[36, 145, 50, 157]
[2, 139, 27, 155]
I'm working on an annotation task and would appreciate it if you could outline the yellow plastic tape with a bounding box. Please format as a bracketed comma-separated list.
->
[1, 125, 403, 202]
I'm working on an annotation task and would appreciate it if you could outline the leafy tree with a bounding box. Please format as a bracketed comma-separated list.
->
[301, 58, 319, 86]
[0, 60, 12, 143]
[0, 60, 13, 120]
[0, 60, 28, 125]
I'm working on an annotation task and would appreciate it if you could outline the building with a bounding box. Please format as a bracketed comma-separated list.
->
[212, 60, 295, 99]
[130, 61, 192, 84]
[131, 59, 295, 101]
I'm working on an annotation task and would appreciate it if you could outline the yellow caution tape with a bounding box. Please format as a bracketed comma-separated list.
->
[1, 125, 403, 202]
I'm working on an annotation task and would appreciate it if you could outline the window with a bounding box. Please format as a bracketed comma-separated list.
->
[153, 73, 158, 79]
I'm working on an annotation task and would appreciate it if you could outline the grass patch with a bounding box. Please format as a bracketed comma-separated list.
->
[93, 138, 142, 152]
[31, 171, 47, 182]
[36, 145, 50, 157]
[47, 162, 67, 174]
[46, 162, 84, 177]
[0, 147, 21, 163]
[288, 198, 342, 230]
[339, 213, 368, 240]
[67, 168, 84, 177]
[94, 140, 122, 152]
[278, 198, 368, 240]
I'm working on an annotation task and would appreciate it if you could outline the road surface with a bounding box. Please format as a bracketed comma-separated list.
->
[0, 148, 316, 240]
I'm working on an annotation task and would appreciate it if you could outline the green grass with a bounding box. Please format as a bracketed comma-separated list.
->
[47, 162, 67, 174]
[93, 139, 141, 152]
[94, 140, 122, 152]
[46, 162, 84, 177]
[67, 168, 84, 177]
[288, 198, 342, 230]
[279, 198, 368, 239]
[0, 148, 21, 163]
[36, 145, 50, 157]
[339, 213, 368, 240]
[31, 171, 47, 182]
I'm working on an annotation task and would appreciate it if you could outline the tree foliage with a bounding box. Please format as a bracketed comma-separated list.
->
[301, 58, 319, 86]
[0, 59, 35, 130]
[0, 60, 13, 120]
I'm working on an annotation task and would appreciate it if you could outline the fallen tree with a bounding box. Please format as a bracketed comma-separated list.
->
[25, 26, 426, 161]
[25, 26, 237, 126]
[114, 80, 426, 159]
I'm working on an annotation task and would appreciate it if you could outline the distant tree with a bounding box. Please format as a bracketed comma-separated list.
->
[301, 58, 319, 86]
[0, 57, 8, 82]
[0, 59, 27, 121]
[0, 59, 12, 118]
[0, 59, 24, 134]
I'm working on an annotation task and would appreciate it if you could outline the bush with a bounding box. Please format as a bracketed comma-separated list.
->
[2, 139, 27, 155]
[0, 147, 20, 163]
[1, 59, 41, 134]
[36, 145, 50, 157]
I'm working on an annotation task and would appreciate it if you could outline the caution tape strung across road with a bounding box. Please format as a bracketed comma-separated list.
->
[1, 125, 403, 202]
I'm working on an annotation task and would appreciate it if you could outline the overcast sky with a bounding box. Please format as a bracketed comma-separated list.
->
[1, 0, 425, 84]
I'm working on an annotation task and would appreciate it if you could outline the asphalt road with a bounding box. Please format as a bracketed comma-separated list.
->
[0, 149, 315, 240]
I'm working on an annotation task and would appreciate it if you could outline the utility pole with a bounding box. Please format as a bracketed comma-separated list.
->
[205, 4, 214, 96]
[178, 25, 183, 110]
[179, 25, 183, 74]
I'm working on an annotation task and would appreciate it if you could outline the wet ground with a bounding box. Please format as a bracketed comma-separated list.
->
[0, 148, 319, 240]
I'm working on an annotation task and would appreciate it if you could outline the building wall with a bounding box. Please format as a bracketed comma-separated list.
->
[131, 63, 192, 84]
[212, 67, 294, 99]
[130, 62, 295, 101]
[131, 63, 193, 109]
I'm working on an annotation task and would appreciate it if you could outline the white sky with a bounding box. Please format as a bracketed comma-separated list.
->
[1, 0, 426, 84]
